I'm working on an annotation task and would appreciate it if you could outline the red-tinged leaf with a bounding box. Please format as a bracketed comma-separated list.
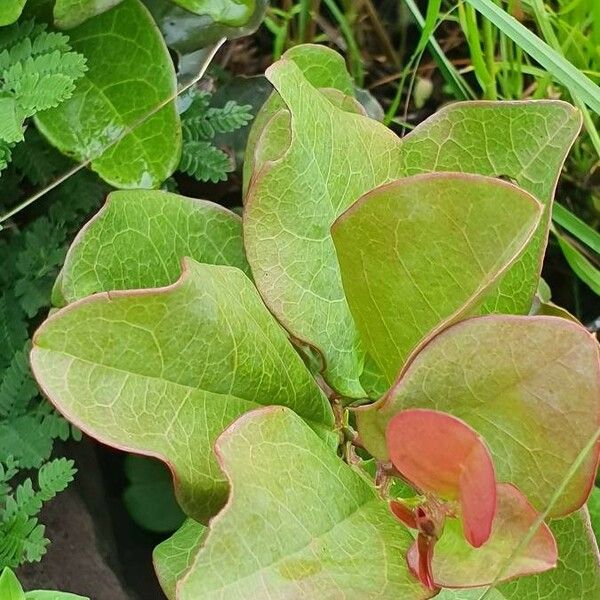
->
[387, 409, 496, 547]
[416, 533, 438, 591]
[408, 483, 558, 588]
[390, 499, 418, 529]
[357, 316, 600, 518]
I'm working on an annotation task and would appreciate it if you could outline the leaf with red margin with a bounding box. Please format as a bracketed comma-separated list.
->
[243, 43, 355, 196]
[153, 519, 206, 600]
[332, 174, 542, 385]
[408, 484, 557, 588]
[435, 509, 600, 599]
[245, 55, 580, 398]
[356, 315, 600, 517]
[31, 259, 334, 523]
[175, 406, 432, 599]
[387, 409, 497, 548]
[52, 189, 251, 307]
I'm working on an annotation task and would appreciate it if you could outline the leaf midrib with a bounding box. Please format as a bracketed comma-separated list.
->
[34, 347, 330, 433]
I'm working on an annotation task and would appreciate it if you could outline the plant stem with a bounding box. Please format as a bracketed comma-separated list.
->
[322, 0, 364, 85]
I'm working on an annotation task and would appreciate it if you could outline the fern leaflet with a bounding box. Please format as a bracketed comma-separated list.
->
[178, 89, 253, 183]
[180, 140, 232, 183]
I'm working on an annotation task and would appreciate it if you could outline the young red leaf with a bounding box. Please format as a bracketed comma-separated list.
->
[386, 409, 496, 547]
[409, 483, 558, 588]
[416, 533, 437, 591]
[390, 499, 418, 529]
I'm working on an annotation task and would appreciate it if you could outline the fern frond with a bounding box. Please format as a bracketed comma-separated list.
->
[31, 31, 71, 57]
[14, 217, 67, 317]
[0, 458, 19, 495]
[0, 23, 86, 148]
[3, 459, 75, 522]
[0, 417, 54, 469]
[3, 52, 87, 116]
[0, 32, 71, 72]
[182, 92, 253, 140]
[0, 20, 39, 54]
[21, 520, 47, 564]
[0, 97, 24, 144]
[0, 340, 75, 468]
[205, 101, 253, 134]
[182, 90, 211, 120]
[0, 458, 75, 567]
[180, 140, 232, 183]
[37, 458, 76, 501]
[178, 91, 252, 183]
[0, 294, 27, 370]
[0, 513, 46, 568]
[0, 343, 37, 418]
[183, 118, 216, 141]
[11, 128, 71, 186]
[38, 404, 71, 443]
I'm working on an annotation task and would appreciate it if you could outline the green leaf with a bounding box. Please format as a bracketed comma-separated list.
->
[400, 100, 582, 315]
[35, 0, 181, 188]
[497, 509, 600, 599]
[245, 59, 403, 397]
[25, 592, 88, 600]
[143, 0, 267, 55]
[52, 189, 250, 306]
[332, 174, 542, 383]
[356, 315, 600, 517]
[424, 483, 557, 587]
[0, 568, 25, 600]
[123, 455, 185, 533]
[53, 0, 124, 29]
[174, 406, 430, 599]
[31, 259, 335, 522]
[437, 509, 600, 599]
[172, 0, 256, 27]
[153, 519, 206, 600]
[0, 1, 27, 26]
[248, 87, 364, 201]
[245, 56, 580, 397]
[243, 43, 355, 197]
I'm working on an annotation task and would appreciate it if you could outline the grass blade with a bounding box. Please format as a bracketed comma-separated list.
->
[403, 0, 474, 102]
[464, 0, 600, 115]
[555, 232, 600, 296]
[553, 203, 600, 255]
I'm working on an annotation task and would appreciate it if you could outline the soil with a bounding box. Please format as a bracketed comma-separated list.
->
[17, 439, 167, 599]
